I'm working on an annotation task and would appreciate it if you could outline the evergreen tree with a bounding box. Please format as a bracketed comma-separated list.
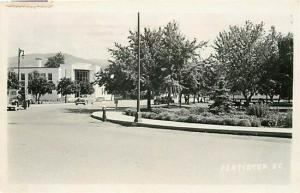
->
[209, 76, 231, 114]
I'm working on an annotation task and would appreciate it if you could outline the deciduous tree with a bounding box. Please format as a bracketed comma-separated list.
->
[57, 77, 79, 103]
[214, 21, 278, 105]
[45, 52, 65, 68]
[79, 81, 95, 95]
[28, 75, 55, 103]
[7, 71, 19, 89]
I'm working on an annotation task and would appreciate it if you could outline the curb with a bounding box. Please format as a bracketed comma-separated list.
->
[91, 112, 292, 139]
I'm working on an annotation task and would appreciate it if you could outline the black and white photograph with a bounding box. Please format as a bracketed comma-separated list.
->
[0, 0, 299, 193]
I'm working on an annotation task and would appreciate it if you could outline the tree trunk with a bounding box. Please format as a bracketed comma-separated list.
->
[243, 92, 250, 107]
[38, 94, 41, 104]
[65, 95, 67, 103]
[167, 87, 171, 108]
[187, 94, 190, 105]
[193, 94, 196, 104]
[269, 94, 274, 103]
[35, 94, 38, 103]
[147, 87, 151, 110]
[243, 92, 254, 107]
[179, 92, 182, 108]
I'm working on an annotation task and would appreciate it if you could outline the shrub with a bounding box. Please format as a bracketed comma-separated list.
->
[190, 106, 207, 115]
[206, 117, 224, 125]
[174, 108, 191, 116]
[285, 111, 292, 128]
[149, 113, 159, 119]
[157, 112, 167, 120]
[163, 113, 176, 121]
[246, 103, 269, 117]
[201, 111, 214, 117]
[261, 119, 277, 127]
[224, 118, 239, 126]
[238, 119, 252, 127]
[250, 118, 261, 127]
[199, 117, 208, 124]
[152, 108, 165, 114]
[124, 108, 136, 116]
[175, 115, 188, 122]
[261, 112, 286, 127]
[187, 114, 199, 123]
[142, 112, 154, 119]
[230, 110, 245, 116]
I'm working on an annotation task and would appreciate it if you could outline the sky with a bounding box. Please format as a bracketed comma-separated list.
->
[5, 0, 296, 60]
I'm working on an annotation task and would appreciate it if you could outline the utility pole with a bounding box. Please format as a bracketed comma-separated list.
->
[17, 48, 27, 109]
[17, 48, 24, 85]
[134, 12, 141, 122]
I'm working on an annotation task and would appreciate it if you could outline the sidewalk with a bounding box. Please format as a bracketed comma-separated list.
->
[91, 111, 292, 138]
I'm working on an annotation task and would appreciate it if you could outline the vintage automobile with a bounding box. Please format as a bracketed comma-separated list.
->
[153, 96, 175, 105]
[7, 89, 31, 110]
[7, 89, 20, 111]
[75, 97, 87, 105]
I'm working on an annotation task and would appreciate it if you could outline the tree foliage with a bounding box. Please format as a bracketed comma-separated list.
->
[79, 81, 95, 95]
[209, 76, 231, 114]
[96, 20, 293, 110]
[57, 77, 80, 102]
[96, 21, 206, 109]
[28, 74, 55, 102]
[277, 33, 293, 100]
[45, 52, 65, 68]
[214, 21, 280, 105]
[7, 71, 19, 89]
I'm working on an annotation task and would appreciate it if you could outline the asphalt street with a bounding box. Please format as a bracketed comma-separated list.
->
[7, 102, 291, 185]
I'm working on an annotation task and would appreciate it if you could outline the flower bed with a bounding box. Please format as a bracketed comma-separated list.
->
[124, 105, 292, 128]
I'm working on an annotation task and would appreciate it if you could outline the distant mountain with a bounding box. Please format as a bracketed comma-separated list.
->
[8, 53, 109, 68]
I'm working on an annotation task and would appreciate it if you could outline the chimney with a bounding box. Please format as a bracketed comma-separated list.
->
[36, 58, 43, 67]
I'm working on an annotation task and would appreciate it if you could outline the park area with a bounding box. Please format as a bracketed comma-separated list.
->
[96, 20, 293, 131]
[124, 101, 292, 128]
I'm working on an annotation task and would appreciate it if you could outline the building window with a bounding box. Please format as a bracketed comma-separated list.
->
[21, 73, 25, 81]
[48, 73, 52, 81]
[28, 73, 33, 81]
[75, 70, 90, 82]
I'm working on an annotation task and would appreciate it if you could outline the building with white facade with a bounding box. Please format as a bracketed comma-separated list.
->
[8, 58, 111, 102]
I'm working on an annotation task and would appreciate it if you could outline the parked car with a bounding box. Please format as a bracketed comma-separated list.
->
[154, 96, 174, 105]
[7, 89, 20, 111]
[7, 89, 31, 110]
[75, 97, 87, 105]
[95, 97, 105, 102]
[67, 97, 77, 103]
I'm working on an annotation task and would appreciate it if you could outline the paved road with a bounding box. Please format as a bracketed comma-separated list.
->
[7, 102, 291, 184]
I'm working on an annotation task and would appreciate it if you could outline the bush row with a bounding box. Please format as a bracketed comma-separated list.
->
[123, 108, 292, 128]
[140, 112, 259, 127]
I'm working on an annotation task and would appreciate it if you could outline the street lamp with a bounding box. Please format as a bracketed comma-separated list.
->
[134, 12, 141, 122]
[17, 48, 27, 109]
[17, 48, 25, 84]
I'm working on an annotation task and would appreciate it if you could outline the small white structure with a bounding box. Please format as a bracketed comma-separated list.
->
[8, 58, 111, 102]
